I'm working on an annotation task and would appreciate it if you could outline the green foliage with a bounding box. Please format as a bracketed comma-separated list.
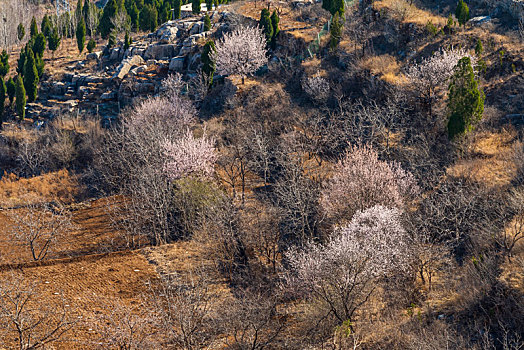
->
[499, 49, 505, 68]
[77, 18, 87, 53]
[75, 0, 84, 24]
[329, 12, 343, 51]
[174, 0, 182, 19]
[108, 31, 117, 48]
[0, 50, 9, 77]
[15, 75, 26, 120]
[48, 27, 61, 55]
[0, 76, 5, 125]
[202, 40, 216, 86]
[455, 0, 470, 27]
[330, 0, 345, 17]
[17, 48, 26, 75]
[23, 48, 39, 103]
[129, 2, 140, 30]
[41, 15, 53, 39]
[192, 0, 201, 14]
[259, 9, 273, 45]
[33, 34, 47, 58]
[204, 14, 212, 32]
[139, 4, 158, 32]
[512, 63, 516, 73]
[6, 77, 16, 104]
[100, 0, 118, 38]
[426, 20, 439, 36]
[213, 0, 219, 11]
[475, 39, 483, 56]
[30, 17, 38, 38]
[206, 0, 213, 11]
[35, 54, 45, 79]
[124, 32, 131, 51]
[322, 0, 332, 14]
[17, 23, 26, 42]
[447, 14, 454, 27]
[271, 10, 280, 40]
[447, 57, 484, 139]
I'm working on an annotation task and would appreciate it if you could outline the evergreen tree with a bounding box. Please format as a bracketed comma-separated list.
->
[23, 48, 39, 103]
[35, 54, 45, 78]
[447, 57, 484, 139]
[322, 0, 332, 14]
[129, 2, 140, 30]
[17, 23, 26, 42]
[30, 17, 38, 38]
[6, 77, 16, 105]
[330, 0, 345, 16]
[174, 0, 182, 19]
[455, 0, 470, 28]
[0, 50, 9, 77]
[15, 75, 26, 120]
[124, 32, 131, 51]
[259, 8, 273, 45]
[48, 26, 61, 57]
[213, 0, 219, 11]
[0, 76, 5, 128]
[87, 38, 96, 53]
[271, 10, 279, 47]
[41, 15, 53, 39]
[329, 12, 343, 51]
[202, 40, 216, 86]
[33, 33, 47, 58]
[475, 39, 483, 56]
[192, 0, 201, 14]
[17, 47, 27, 75]
[100, 0, 118, 39]
[139, 5, 151, 31]
[77, 18, 86, 53]
[206, 0, 213, 11]
[150, 5, 158, 31]
[204, 14, 211, 31]
[75, 0, 83, 25]
[83, 0, 90, 23]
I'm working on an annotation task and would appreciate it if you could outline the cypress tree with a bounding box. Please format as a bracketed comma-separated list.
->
[475, 39, 483, 56]
[204, 14, 211, 31]
[447, 57, 484, 139]
[23, 48, 39, 103]
[100, 0, 118, 39]
[259, 9, 273, 45]
[270, 10, 279, 47]
[329, 12, 343, 51]
[87, 38, 96, 53]
[322, 0, 332, 14]
[35, 54, 45, 78]
[330, 0, 345, 16]
[41, 15, 53, 39]
[0, 50, 9, 77]
[15, 75, 26, 120]
[455, 0, 469, 28]
[83, 0, 90, 23]
[206, 0, 213, 11]
[17, 23, 26, 42]
[213, 0, 219, 11]
[174, 0, 182, 19]
[33, 33, 47, 58]
[124, 32, 131, 51]
[139, 5, 151, 31]
[77, 18, 86, 53]
[48, 26, 61, 57]
[30, 17, 38, 38]
[6, 77, 16, 105]
[129, 2, 140, 30]
[202, 40, 216, 86]
[17, 47, 27, 75]
[150, 5, 158, 31]
[192, 0, 201, 14]
[0, 76, 5, 128]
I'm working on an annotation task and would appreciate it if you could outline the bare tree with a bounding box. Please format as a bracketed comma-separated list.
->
[5, 203, 75, 261]
[302, 73, 330, 105]
[0, 274, 75, 350]
[211, 25, 268, 84]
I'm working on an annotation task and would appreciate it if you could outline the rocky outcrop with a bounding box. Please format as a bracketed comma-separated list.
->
[113, 55, 145, 80]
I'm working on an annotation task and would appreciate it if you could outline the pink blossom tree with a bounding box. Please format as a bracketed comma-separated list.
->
[285, 205, 413, 329]
[406, 48, 476, 118]
[321, 145, 419, 224]
[163, 129, 217, 180]
[211, 25, 268, 84]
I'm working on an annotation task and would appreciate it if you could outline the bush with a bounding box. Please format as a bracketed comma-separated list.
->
[87, 38, 96, 53]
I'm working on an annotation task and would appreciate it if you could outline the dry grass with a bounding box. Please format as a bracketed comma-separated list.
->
[0, 169, 81, 208]
[374, 0, 447, 26]
[360, 54, 409, 85]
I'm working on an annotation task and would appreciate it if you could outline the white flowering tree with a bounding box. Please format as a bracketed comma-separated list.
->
[406, 48, 476, 118]
[285, 205, 413, 329]
[163, 129, 217, 180]
[302, 73, 330, 104]
[211, 25, 268, 84]
[321, 144, 419, 224]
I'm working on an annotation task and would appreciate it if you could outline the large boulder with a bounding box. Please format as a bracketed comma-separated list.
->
[189, 21, 203, 35]
[144, 44, 178, 60]
[113, 55, 145, 80]
[86, 51, 102, 61]
[169, 56, 185, 71]
[156, 25, 179, 44]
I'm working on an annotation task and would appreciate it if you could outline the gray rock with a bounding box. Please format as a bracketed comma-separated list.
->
[86, 51, 102, 61]
[109, 47, 121, 61]
[189, 22, 203, 35]
[169, 56, 185, 71]
[144, 44, 178, 60]
[469, 16, 491, 26]
[101, 91, 117, 101]
[113, 55, 145, 80]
